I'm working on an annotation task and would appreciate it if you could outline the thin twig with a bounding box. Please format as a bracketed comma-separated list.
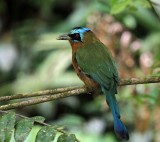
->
[0, 76, 159, 111]
[150, 0, 160, 7]
[0, 110, 49, 126]
[0, 76, 159, 102]
[119, 76, 160, 86]
[148, 0, 160, 22]
[0, 87, 89, 110]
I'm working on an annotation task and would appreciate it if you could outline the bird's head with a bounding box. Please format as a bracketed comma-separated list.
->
[57, 27, 100, 51]
[57, 27, 100, 52]
[57, 27, 91, 43]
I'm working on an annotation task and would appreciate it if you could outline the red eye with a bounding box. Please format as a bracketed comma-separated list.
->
[74, 33, 79, 39]
[69, 33, 81, 41]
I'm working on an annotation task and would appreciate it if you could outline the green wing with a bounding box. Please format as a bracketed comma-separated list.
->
[75, 40, 129, 139]
[76, 42, 119, 91]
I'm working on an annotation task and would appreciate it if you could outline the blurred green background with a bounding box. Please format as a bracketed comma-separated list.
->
[0, 0, 160, 142]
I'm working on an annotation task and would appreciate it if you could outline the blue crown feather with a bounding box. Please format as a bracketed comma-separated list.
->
[70, 27, 90, 34]
[69, 27, 90, 42]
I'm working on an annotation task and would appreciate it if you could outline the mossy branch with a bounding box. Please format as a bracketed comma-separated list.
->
[0, 76, 159, 110]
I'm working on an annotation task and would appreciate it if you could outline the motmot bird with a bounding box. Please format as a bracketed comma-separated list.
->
[57, 27, 129, 140]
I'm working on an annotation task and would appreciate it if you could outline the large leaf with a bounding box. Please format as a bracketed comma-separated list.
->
[35, 126, 56, 142]
[0, 112, 15, 142]
[14, 118, 34, 142]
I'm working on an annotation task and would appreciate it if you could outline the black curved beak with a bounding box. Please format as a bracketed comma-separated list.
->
[57, 34, 71, 40]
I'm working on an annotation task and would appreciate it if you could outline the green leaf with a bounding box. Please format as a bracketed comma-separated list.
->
[31, 116, 45, 123]
[109, 0, 117, 5]
[57, 134, 76, 142]
[35, 126, 56, 142]
[0, 112, 15, 142]
[57, 134, 68, 142]
[110, 0, 131, 14]
[67, 134, 76, 142]
[134, 0, 151, 8]
[14, 118, 34, 142]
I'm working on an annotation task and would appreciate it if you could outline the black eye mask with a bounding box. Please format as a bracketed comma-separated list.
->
[68, 33, 82, 42]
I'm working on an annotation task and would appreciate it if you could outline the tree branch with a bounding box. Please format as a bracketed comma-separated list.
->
[0, 86, 80, 101]
[0, 76, 159, 110]
[119, 76, 160, 86]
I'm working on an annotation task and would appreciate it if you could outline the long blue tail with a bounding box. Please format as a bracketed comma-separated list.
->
[102, 87, 129, 140]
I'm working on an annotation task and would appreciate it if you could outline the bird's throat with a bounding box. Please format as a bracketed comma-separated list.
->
[69, 40, 84, 54]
